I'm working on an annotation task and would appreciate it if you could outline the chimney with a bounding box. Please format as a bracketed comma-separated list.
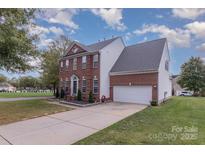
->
[98, 40, 100, 42]
[112, 35, 114, 38]
[104, 38, 106, 41]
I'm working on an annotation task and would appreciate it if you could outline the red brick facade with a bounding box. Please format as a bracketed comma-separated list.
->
[59, 45, 100, 102]
[109, 72, 158, 101]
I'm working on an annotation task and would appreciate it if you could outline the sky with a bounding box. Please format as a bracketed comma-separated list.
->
[1, 8, 205, 78]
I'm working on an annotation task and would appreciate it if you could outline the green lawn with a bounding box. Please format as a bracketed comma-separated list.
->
[0, 92, 53, 98]
[0, 100, 72, 125]
[76, 97, 205, 145]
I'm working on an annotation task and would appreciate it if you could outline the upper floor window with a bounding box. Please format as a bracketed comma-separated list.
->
[66, 60, 69, 67]
[165, 60, 169, 71]
[73, 58, 77, 70]
[82, 77, 87, 93]
[82, 56, 87, 69]
[93, 54, 98, 68]
[60, 61, 63, 68]
[93, 76, 98, 94]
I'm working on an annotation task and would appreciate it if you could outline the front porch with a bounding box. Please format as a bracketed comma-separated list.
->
[59, 74, 100, 103]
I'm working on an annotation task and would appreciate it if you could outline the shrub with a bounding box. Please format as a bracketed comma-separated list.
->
[55, 88, 59, 98]
[88, 91, 94, 103]
[77, 89, 82, 101]
[60, 89, 65, 99]
[150, 100, 158, 106]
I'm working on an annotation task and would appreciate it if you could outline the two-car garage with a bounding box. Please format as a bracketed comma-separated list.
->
[113, 85, 152, 105]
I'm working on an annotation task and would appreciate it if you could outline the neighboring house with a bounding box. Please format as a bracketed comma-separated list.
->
[172, 75, 190, 96]
[59, 37, 172, 105]
[0, 82, 16, 92]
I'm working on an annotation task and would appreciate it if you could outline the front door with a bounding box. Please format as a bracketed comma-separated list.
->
[73, 80, 77, 96]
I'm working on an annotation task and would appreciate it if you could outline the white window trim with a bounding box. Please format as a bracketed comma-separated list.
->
[93, 54, 98, 68]
[82, 56, 87, 63]
[60, 61, 63, 68]
[66, 59, 69, 67]
[70, 75, 79, 96]
[93, 77, 98, 94]
[73, 58, 77, 70]
[82, 56, 87, 69]
[165, 60, 169, 71]
[82, 78, 86, 93]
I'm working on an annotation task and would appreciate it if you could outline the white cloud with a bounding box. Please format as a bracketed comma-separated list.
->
[49, 26, 64, 36]
[156, 14, 164, 18]
[27, 57, 42, 68]
[40, 9, 79, 30]
[172, 9, 205, 20]
[90, 8, 126, 31]
[134, 24, 191, 48]
[125, 32, 133, 41]
[29, 25, 50, 36]
[38, 38, 54, 48]
[185, 21, 205, 38]
[196, 43, 205, 51]
[28, 25, 66, 48]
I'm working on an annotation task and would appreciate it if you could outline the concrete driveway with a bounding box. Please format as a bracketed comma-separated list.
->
[0, 102, 147, 145]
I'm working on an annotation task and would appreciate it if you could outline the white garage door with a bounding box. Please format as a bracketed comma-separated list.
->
[113, 86, 152, 105]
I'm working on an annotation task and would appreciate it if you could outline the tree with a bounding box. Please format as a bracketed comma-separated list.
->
[0, 74, 7, 83]
[0, 9, 39, 72]
[77, 89, 82, 101]
[18, 76, 40, 89]
[88, 91, 94, 103]
[8, 77, 19, 87]
[41, 35, 72, 95]
[178, 57, 205, 96]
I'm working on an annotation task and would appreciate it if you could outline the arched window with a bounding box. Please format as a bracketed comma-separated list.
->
[70, 75, 79, 96]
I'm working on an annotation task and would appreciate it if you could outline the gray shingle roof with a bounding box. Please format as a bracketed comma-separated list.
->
[63, 37, 119, 57]
[86, 37, 119, 52]
[110, 38, 167, 73]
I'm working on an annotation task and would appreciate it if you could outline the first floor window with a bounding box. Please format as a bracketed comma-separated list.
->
[93, 77, 98, 94]
[82, 79, 86, 93]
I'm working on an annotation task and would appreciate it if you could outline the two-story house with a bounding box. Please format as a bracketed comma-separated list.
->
[59, 37, 172, 105]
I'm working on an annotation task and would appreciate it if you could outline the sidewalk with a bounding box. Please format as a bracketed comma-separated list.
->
[0, 96, 54, 102]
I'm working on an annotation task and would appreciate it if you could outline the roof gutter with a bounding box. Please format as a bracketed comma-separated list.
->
[109, 69, 158, 76]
